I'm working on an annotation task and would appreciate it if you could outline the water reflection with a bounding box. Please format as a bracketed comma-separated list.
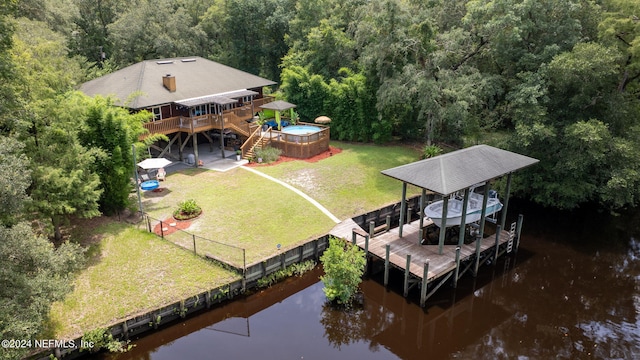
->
[101, 201, 640, 360]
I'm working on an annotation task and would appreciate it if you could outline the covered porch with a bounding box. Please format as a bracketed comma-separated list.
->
[143, 94, 275, 166]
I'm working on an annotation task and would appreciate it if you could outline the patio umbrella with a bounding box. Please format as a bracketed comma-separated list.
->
[314, 116, 332, 124]
[137, 157, 172, 170]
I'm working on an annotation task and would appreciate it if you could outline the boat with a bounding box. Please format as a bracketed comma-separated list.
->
[425, 185, 503, 228]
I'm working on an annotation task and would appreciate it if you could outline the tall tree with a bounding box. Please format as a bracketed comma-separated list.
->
[79, 95, 151, 215]
[26, 93, 102, 242]
[108, 0, 206, 66]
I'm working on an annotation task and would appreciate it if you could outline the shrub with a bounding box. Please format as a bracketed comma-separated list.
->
[173, 199, 202, 220]
[422, 145, 443, 159]
[81, 328, 132, 353]
[320, 237, 366, 306]
[254, 146, 282, 163]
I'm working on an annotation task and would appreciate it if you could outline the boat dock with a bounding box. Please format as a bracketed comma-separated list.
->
[330, 216, 518, 306]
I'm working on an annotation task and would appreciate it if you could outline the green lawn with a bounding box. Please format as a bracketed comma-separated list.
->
[48, 222, 239, 339]
[256, 141, 424, 219]
[49, 141, 424, 339]
[142, 167, 338, 264]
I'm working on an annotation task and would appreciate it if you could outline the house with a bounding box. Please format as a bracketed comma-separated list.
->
[80, 56, 277, 165]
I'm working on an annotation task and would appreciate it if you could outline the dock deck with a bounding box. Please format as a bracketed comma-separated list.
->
[330, 218, 511, 283]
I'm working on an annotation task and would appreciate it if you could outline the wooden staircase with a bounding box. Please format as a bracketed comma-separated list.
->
[241, 126, 272, 160]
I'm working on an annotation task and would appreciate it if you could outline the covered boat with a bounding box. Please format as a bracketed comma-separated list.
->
[425, 186, 503, 228]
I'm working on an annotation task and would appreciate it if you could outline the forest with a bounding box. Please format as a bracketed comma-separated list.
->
[1, 0, 640, 356]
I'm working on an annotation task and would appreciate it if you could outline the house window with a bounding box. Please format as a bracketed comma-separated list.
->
[190, 104, 208, 116]
[151, 106, 162, 121]
[210, 104, 223, 115]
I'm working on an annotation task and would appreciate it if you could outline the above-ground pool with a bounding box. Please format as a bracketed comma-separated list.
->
[281, 125, 321, 135]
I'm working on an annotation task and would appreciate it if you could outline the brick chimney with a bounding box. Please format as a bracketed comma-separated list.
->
[162, 74, 176, 92]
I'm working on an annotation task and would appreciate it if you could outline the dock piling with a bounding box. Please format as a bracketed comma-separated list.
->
[515, 214, 524, 253]
[403, 254, 412, 297]
[493, 225, 501, 265]
[420, 261, 430, 307]
[384, 244, 390, 287]
[453, 246, 461, 288]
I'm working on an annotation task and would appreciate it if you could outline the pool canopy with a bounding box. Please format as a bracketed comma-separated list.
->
[259, 100, 297, 130]
[259, 100, 296, 111]
[381, 145, 539, 196]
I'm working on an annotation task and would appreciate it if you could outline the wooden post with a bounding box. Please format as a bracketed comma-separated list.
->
[420, 261, 430, 307]
[193, 234, 197, 255]
[474, 188, 490, 275]
[399, 183, 407, 237]
[438, 196, 449, 254]
[369, 221, 375, 238]
[403, 254, 412, 297]
[406, 206, 412, 224]
[160, 220, 164, 239]
[419, 189, 426, 230]
[453, 246, 461, 288]
[493, 225, 501, 265]
[122, 321, 129, 340]
[352, 229, 357, 245]
[193, 124, 199, 168]
[515, 214, 524, 253]
[364, 235, 370, 273]
[364, 235, 369, 257]
[386, 215, 391, 231]
[178, 132, 183, 161]
[499, 173, 512, 230]
[457, 188, 470, 247]
[384, 244, 390, 287]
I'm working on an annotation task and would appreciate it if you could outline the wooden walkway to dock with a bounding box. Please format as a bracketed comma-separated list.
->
[330, 218, 511, 283]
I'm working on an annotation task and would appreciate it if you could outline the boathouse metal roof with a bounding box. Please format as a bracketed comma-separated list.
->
[381, 145, 539, 195]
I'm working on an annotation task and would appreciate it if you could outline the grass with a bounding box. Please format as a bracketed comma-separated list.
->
[47, 222, 239, 339]
[142, 167, 337, 263]
[48, 141, 425, 339]
[256, 141, 424, 219]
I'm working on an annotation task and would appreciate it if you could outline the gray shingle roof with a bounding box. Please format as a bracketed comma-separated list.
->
[381, 145, 539, 195]
[79, 57, 276, 109]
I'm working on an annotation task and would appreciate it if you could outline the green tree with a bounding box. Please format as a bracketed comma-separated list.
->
[79, 95, 150, 214]
[0, 136, 30, 226]
[320, 237, 366, 305]
[0, 223, 84, 360]
[26, 94, 102, 242]
[107, 0, 206, 66]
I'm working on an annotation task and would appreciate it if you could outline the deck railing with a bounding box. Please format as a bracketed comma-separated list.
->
[270, 122, 330, 158]
[142, 96, 276, 137]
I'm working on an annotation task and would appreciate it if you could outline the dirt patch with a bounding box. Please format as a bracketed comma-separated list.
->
[246, 146, 342, 167]
[152, 218, 192, 236]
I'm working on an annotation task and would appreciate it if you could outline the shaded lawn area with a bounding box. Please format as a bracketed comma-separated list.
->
[142, 167, 338, 264]
[256, 141, 424, 220]
[47, 222, 239, 339]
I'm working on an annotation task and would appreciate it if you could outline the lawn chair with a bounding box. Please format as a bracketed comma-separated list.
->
[156, 168, 166, 181]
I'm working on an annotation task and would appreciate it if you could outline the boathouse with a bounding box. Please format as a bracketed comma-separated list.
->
[331, 145, 538, 306]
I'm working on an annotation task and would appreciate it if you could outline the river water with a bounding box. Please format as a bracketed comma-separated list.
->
[101, 200, 640, 360]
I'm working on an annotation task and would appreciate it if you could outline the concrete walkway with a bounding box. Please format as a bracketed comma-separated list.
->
[240, 166, 341, 224]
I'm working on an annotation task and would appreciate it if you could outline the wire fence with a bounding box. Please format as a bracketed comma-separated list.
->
[139, 214, 246, 273]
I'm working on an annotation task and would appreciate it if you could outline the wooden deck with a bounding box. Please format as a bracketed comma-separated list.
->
[330, 218, 511, 283]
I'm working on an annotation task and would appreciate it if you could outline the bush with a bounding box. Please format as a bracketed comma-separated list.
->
[422, 145, 443, 159]
[320, 237, 366, 305]
[254, 146, 282, 163]
[173, 199, 202, 220]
